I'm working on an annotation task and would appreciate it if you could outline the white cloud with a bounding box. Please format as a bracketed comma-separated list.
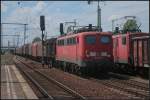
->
[32, 1, 47, 15]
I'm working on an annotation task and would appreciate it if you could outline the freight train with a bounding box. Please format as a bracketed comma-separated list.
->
[16, 24, 114, 75]
[16, 23, 150, 76]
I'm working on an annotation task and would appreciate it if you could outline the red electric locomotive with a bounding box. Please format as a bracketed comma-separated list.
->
[113, 30, 150, 74]
[56, 24, 114, 75]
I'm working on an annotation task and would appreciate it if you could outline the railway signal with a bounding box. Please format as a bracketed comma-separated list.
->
[40, 15, 45, 67]
[60, 23, 64, 35]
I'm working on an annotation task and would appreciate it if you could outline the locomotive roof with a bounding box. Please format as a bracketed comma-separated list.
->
[57, 31, 112, 40]
[112, 32, 149, 38]
[113, 32, 149, 35]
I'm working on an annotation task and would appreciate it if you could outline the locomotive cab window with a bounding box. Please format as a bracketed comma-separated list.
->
[85, 35, 96, 44]
[122, 36, 126, 45]
[72, 37, 76, 44]
[100, 36, 110, 44]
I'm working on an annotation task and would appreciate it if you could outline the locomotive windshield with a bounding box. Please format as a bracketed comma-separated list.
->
[85, 36, 96, 44]
[100, 36, 110, 44]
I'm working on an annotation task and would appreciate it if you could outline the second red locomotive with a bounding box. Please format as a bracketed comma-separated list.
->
[113, 29, 150, 74]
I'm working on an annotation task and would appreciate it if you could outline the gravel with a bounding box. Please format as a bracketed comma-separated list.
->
[16, 56, 137, 99]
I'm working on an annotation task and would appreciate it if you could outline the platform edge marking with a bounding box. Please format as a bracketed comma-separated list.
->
[12, 65, 38, 99]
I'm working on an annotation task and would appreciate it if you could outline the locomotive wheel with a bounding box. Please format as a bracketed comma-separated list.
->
[63, 65, 66, 72]
[75, 65, 82, 75]
[71, 65, 75, 73]
[63, 62, 67, 72]
[65, 63, 69, 72]
[58, 61, 62, 70]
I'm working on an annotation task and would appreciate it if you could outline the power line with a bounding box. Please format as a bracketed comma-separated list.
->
[1, 23, 28, 47]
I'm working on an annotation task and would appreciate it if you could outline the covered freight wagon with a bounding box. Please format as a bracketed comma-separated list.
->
[28, 43, 32, 57]
[32, 42, 38, 58]
[24, 43, 30, 57]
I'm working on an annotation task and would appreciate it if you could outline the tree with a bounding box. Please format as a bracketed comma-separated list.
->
[32, 37, 41, 43]
[123, 19, 139, 32]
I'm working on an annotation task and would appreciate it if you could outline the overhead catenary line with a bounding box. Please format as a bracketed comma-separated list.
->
[1, 23, 28, 48]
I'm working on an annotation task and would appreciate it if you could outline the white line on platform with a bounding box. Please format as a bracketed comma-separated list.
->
[6, 65, 17, 99]
[5, 65, 11, 99]
[12, 65, 38, 99]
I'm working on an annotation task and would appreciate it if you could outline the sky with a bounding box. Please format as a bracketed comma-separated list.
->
[1, 1, 149, 47]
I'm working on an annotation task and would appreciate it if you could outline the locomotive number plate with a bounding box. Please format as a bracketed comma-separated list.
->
[90, 52, 96, 56]
[101, 52, 107, 56]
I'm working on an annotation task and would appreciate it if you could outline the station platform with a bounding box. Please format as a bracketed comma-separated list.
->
[1, 64, 38, 99]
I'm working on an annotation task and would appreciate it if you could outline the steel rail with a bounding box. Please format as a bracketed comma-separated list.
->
[14, 60, 54, 100]
[16, 57, 87, 100]
[90, 78, 149, 99]
[109, 72, 149, 88]
[110, 78, 149, 91]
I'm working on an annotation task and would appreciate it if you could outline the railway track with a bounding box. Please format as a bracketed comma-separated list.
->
[14, 61, 54, 99]
[14, 57, 86, 100]
[90, 78, 149, 99]
[109, 72, 149, 86]
[109, 78, 149, 91]
[14, 56, 149, 99]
